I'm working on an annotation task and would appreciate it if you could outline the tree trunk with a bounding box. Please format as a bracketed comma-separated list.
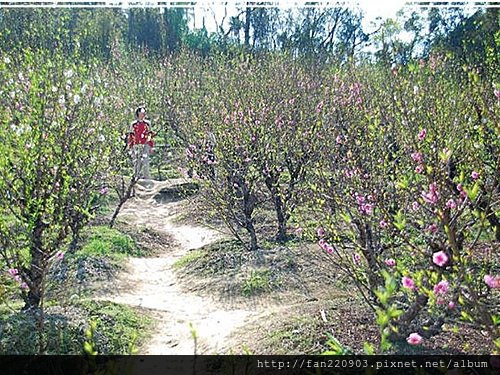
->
[243, 185, 258, 251]
[244, 7, 251, 48]
[23, 219, 47, 311]
[109, 176, 138, 228]
[274, 192, 287, 243]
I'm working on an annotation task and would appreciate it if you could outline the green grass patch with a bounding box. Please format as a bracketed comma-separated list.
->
[175, 239, 248, 276]
[76, 226, 143, 261]
[241, 269, 275, 296]
[0, 299, 151, 355]
[173, 249, 204, 270]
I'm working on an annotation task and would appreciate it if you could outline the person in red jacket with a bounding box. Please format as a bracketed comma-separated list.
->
[128, 106, 154, 179]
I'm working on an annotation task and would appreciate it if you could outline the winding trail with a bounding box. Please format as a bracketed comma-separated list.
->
[99, 179, 259, 355]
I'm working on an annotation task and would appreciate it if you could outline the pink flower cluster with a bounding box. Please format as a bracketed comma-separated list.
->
[411, 152, 424, 173]
[432, 251, 449, 267]
[411, 152, 423, 163]
[407, 332, 423, 345]
[422, 183, 439, 205]
[457, 184, 467, 199]
[418, 129, 427, 141]
[484, 275, 500, 289]
[352, 253, 361, 265]
[319, 239, 333, 254]
[317, 227, 325, 237]
[7, 268, 28, 290]
[446, 199, 457, 209]
[355, 193, 374, 215]
[433, 280, 449, 295]
[402, 276, 416, 290]
[384, 258, 396, 267]
[426, 223, 438, 234]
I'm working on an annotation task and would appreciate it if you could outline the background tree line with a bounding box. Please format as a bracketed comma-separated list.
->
[0, 4, 497, 67]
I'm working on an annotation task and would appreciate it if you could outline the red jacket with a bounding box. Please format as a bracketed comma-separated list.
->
[128, 120, 154, 148]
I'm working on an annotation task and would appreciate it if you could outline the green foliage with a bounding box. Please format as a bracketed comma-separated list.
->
[173, 250, 204, 270]
[241, 269, 273, 296]
[77, 226, 141, 260]
[0, 47, 122, 310]
[323, 333, 354, 355]
[0, 300, 149, 355]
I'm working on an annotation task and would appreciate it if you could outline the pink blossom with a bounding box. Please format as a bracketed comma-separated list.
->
[325, 245, 334, 254]
[294, 227, 303, 236]
[446, 199, 457, 209]
[426, 223, 438, 234]
[8, 268, 18, 277]
[20, 282, 28, 290]
[402, 276, 416, 290]
[432, 251, 449, 267]
[495, 88, 500, 99]
[318, 239, 326, 250]
[448, 301, 455, 309]
[355, 194, 365, 205]
[471, 171, 479, 180]
[336, 135, 343, 144]
[316, 101, 324, 113]
[352, 253, 361, 264]
[418, 129, 427, 141]
[411, 152, 422, 163]
[436, 298, 445, 305]
[359, 203, 373, 215]
[317, 227, 325, 238]
[385, 258, 396, 267]
[456, 183, 468, 199]
[14, 275, 22, 283]
[406, 333, 423, 345]
[56, 251, 65, 260]
[415, 165, 424, 174]
[100, 187, 108, 195]
[484, 275, 500, 289]
[379, 220, 388, 229]
[411, 201, 420, 211]
[433, 280, 449, 295]
[422, 183, 439, 205]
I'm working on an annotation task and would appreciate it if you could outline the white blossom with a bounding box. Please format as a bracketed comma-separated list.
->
[73, 94, 81, 104]
[64, 69, 74, 78]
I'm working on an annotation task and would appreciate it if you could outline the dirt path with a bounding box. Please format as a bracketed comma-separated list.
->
[99, 179, 261, 354]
